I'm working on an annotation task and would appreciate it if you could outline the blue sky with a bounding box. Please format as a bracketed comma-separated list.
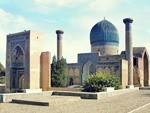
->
[0, 0, 150, 66]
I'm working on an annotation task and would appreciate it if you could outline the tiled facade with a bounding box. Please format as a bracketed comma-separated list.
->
[6, 30, 44, 92]
[67, 48, 149, 88]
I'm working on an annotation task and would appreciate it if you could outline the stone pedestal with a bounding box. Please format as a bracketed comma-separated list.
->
[126, 85, 134, 89]
[103, 87, 114, 92]
[23, 89, 42, 93]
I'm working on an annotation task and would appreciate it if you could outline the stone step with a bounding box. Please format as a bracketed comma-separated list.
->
[11, 96, 80, 106]
[139, 87, 150, 90]
[11, 99, 49, 106]
[52, 91, 98, 99]
[52, 88, 139, 99]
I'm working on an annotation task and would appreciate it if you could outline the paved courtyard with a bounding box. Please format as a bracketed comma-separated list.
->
[0, 90, 150, 113]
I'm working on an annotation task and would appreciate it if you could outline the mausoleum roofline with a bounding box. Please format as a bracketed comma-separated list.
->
[7, 30, 30, 37]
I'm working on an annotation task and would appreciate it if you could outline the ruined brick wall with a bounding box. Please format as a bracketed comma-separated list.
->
[40, 52, 50, 91]
[67, 63, 81, 85]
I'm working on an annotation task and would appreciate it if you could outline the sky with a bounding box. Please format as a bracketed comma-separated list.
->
[0, 0, 150, 66]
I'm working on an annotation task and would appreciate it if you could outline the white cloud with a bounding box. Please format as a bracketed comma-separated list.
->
[32, 0, 83, 10]
[33, 0, 84, 6]
[0, 9, 40, 66]
[0, 9, 37, 33]
[88, 0, 122, 12]
[32, 0, 123, 13]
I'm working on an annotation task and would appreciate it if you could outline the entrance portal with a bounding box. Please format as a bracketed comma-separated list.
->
[18, 72, 25, 89]
[82, 61, 95, 84]
[10, 45, 25, 90]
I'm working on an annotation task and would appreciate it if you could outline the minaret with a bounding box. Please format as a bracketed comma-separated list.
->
[56, 30, 64, 61]
[123, 18, 134, 88]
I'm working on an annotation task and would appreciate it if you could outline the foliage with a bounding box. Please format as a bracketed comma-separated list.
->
[0, 62, 5, 77]
[51, 56, 57, 86]
[83, 71, 121, 92]
[0, 76, 5, 84]
[51, 56, 68, 87]
[0, 62, 4, 72]
[0, 71, 5, 76]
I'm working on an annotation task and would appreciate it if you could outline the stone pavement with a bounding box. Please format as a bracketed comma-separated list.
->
[0, 90, 150, 113]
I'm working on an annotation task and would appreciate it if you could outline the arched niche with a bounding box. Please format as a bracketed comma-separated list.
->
[81, 61, 95, 84]
[10, 45, 25, 89]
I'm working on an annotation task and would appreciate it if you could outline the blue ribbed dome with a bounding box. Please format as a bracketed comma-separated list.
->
[90, 19, 119, 46]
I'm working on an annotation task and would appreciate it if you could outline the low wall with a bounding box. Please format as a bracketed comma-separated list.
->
[51, 87, 81, 92]
[0, 88, 139, 103]
[53, 88, 139, 99]
[0, 84, 5, 93]
[0, 91, 53, 103]
[96, 88, 139, 99]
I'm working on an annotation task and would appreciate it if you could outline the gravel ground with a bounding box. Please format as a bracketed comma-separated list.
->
[0, 90, 150, 113]
[133, 104, 150, 113]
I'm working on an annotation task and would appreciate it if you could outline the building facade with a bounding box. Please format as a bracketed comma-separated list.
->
[5, 18, 149, 92]
[6, 30, 44, 92]
[66, 18, 150, 88]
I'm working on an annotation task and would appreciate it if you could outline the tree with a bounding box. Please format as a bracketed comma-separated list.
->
[0, 62, 5, 84]
[0, 62, 5, 76]
[51, 56, 57, 86]
[51, 56, 68, 87]
[0, 62, 4, 72]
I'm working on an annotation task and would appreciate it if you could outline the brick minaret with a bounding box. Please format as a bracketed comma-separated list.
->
[56, 30, 64, 61]
[123, 18, 134, 87]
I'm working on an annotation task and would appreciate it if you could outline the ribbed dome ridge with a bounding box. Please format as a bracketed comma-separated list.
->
[90, 19, 119, 46]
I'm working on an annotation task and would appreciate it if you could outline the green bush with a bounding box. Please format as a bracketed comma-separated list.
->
[83, 71, 121, 92]
[0, 76, 5, 84]
[0, 62, 4, 72]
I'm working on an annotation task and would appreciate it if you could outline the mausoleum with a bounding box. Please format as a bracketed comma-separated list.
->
[66, 18, 150, 88]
